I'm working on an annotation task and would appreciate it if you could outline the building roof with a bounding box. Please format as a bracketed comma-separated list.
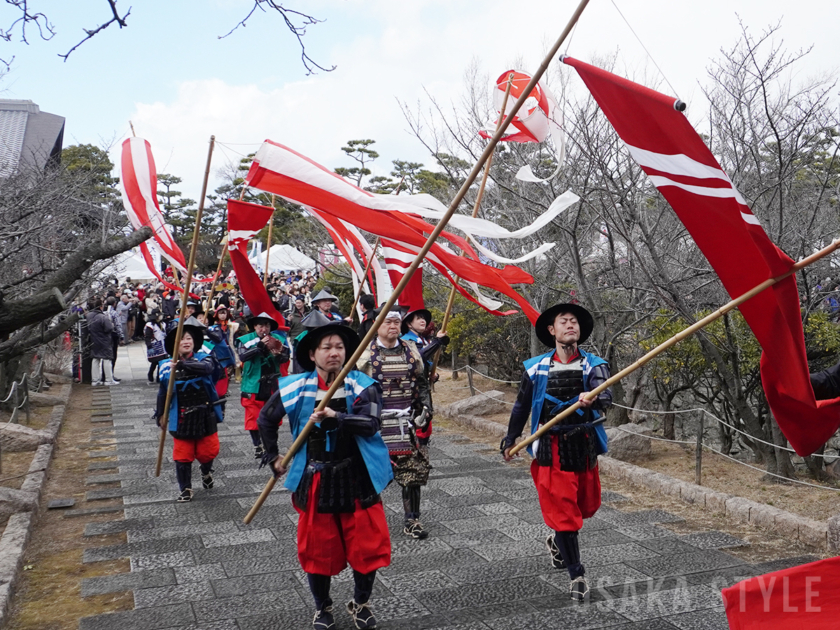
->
[0, 99, 65, 176]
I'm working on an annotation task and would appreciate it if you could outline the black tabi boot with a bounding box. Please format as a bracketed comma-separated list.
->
[175, 461, 193, 502]
[307, 573, 334, 629]
[555, 530, 589, 602]
[402, 485, 428, 540]
[200, 461, 214, 489]
[347, 570, 377, 629]
[250, 430, 265, 458]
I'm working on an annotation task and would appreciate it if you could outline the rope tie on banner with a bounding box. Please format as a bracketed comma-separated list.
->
[609, 0, 681, 101]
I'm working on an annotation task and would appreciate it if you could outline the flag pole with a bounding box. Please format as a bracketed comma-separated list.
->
[154, 135, 216, 477]
[204, 236, 228, 314]
[243, 0, 592, 524]
[509, 237, 840, 457]
[348, 237, 381, 322]
[263, 195, 276, 288]
[429, 73, 515, 383]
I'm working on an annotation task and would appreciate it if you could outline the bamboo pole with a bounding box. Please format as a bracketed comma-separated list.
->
[154, 136, 216, 477]
[204, 237, 228, 315]
[429, 73, 515, 382]
[243, 0, 592, 524]
[509, 237, 840, 457]
[348, 237, 381, 322]
[263, 195, 276, 288]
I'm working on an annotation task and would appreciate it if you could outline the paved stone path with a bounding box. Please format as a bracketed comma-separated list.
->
[77, 344, 816, 629]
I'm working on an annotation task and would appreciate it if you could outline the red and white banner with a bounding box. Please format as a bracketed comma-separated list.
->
[227, 199, 287, 330]
[563, 56, 840, 456]
[120, 138, 187, 272]
[479, 69, 565, 183]
[722, 556, 840, 629]
[244, 141, 540, 323]
[380, 240, 424, 310]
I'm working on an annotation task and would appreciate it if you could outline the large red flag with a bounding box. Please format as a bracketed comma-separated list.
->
[722, 556, 840, 628]
[244, 141, 540, 323]
[563, 56, 840, 456]
[227, 199, 287, 330]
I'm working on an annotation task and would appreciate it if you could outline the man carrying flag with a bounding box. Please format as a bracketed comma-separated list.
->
[236, 312, 290, 459]
[257, 319, 391, 630]
[501, 304, 611, 602]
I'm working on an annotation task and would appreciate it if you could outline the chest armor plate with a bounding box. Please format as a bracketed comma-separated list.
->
[540, 362, 590, 425]
[370, 342, 419, 411]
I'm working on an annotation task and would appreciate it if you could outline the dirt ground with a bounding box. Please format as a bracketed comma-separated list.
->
[434, 369, 840, 525]
[6, 385, 133, 630]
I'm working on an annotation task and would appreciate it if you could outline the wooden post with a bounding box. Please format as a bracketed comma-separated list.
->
[429, 73, 515, 383]
[154, 136, 216, 477]
[243, 0, 592, 524]
[695, 413, 704, 485]
[466, 360, 475, 396]
[263, 195, 276, 288]
[348, 237, 381, 322]
[509, 234, 840, 457]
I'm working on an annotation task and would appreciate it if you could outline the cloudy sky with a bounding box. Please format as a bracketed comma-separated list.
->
[2, 0, 837, 200]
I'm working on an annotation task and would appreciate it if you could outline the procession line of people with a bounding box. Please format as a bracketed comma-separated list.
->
[149, 296, 610, 627]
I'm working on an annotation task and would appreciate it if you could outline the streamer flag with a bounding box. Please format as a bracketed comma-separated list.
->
[244, 141, 540, 323]
[563, 55, 840, 456]
[120, 138, 187, 271]
[479, 69, 565, 182]
[227, 199, 287, 329]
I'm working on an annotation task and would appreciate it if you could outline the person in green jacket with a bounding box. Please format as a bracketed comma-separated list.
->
[235, 312, 290, 458]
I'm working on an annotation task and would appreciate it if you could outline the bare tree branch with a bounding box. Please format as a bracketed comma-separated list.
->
[59, 0, 130, 62]
[218, 0, 334, 75]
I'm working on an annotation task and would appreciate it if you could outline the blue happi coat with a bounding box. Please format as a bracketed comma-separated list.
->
[158, 352, 223, 432]
[276, 370, 393, 494]
[521, 348, 609, 456]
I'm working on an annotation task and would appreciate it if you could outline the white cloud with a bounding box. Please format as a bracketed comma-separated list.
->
[117, 0, 840, 201]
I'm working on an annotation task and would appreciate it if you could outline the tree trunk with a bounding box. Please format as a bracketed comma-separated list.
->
[0, 227, 152, 337]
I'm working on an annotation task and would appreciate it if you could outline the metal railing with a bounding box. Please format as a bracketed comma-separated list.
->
[2, 372, 31, 426]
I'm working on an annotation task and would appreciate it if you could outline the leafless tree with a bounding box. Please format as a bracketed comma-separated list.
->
[0, 0, 332, 72]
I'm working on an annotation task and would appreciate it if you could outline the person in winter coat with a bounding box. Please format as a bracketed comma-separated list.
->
[144, 309, 168, 383]
[86, 298, 118, 386]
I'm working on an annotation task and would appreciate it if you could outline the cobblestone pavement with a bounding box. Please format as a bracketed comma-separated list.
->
[78, 345, 817, 629]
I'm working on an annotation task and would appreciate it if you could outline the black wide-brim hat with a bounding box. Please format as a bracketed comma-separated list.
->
[296, 323, 360, 372]
[535, 303, 594, 348]
[164, 316, 206, 356]
[400, 307, 432, 334]
[185, 300, 205, 315]
[247, 311, 279, 331]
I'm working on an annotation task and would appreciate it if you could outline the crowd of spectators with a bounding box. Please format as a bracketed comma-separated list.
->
[78, 268, 321, 385]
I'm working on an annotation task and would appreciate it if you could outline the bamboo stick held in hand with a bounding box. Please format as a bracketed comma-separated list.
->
[429, 72, 515, 383]
[204, 236, 228, 314]
[348, 237, 381, 323]
[508, 237, 840, 457]
[263, 195, 276, 288]
[242, 0, 592, 525]
[154, 136, 216, 477]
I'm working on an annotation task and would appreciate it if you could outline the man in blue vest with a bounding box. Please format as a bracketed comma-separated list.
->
[501, 303, 611, 603]
[258, 321, 392, 630]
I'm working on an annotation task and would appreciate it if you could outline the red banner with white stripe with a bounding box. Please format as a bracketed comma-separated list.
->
[244, 141, 539, 323]
[563, 56, 840, 456]
[227, 199, 287, 329]
[120, 138, 187, 272]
